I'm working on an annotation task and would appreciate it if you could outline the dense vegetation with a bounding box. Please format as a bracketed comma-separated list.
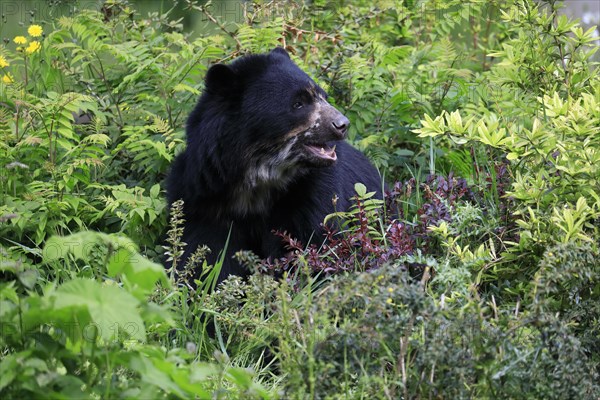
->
[1, 0, 598, 398]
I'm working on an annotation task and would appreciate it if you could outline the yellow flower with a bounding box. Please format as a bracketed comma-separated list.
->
[387, 287, 394, 293]
[25, 41, 41, 54]
[0, 55, 9, 68]
[2, 73, 14, 84]
[14, 36, 27, 45]
[28, 25, 43, 37]
[386, 298, 393, 304]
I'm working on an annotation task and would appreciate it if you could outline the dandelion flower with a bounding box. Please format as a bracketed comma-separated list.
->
[25, 41, 41, 54]
[14, 36, 27, 45]
[0, 55, 9, 68]
[28, 25, 43, 37]
[386, 298, 393, 304]
[2, 73, 14, 84]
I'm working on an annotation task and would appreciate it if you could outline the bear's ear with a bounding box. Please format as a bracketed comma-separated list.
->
[270, 47, 290, 60]
[205, 64, 238, 95]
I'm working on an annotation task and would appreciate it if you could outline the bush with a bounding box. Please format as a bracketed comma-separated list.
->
[1, 0, 599, 398]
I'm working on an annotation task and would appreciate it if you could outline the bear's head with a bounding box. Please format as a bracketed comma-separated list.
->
[201, 48, 348, 177]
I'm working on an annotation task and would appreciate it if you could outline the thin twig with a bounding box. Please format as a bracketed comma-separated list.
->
[197, 4, 242, 51]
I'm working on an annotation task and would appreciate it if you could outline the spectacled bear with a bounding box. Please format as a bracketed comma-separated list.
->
[166, 47, 383, 285]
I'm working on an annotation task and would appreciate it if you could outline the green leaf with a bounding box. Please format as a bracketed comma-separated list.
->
[0, 352, 20, 391]
[323, 211, 349, 225]
[107, 248, 170, 297]
[53, 278, 145, 342]
[126, 353, 212, 398]
[172, 83, 200, 95]
[354, 182, 367, 197]
[150, 184, 161, 199]
[43, 231, 101, 262]
[17, 269, 38, 289]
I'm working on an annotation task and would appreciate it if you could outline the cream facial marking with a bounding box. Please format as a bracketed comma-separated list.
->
[285, 98, 325, 140]
[232, 90, 336, 216]
[233, 135, 302, 216]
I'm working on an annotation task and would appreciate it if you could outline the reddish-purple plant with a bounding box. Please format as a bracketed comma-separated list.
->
[238, 171, 515, 278]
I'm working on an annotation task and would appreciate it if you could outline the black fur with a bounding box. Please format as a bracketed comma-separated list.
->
[166, 48, 382, 284]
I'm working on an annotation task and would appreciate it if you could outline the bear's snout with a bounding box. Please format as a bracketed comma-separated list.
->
[320, 101, 349, 140]
[331, 114, 350, 139]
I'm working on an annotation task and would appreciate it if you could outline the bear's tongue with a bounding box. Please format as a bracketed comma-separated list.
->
[305, 144, 337, 161]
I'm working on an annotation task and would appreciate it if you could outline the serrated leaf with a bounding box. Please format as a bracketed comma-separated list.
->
[54, 278, 145, 342]
[108, 248, 169, 296]
[43, 231, 101, 262]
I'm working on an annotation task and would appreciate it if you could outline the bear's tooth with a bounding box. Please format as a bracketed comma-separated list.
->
[331, 145, 336, 152]
[320, 147, 325, 154]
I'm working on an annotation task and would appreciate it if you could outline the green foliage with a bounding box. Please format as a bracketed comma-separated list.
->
[1, 0, 600, 398]
[0, 5, 224, 254]
[414, 0, 600, 296]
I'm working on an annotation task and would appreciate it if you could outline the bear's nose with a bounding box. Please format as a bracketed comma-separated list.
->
[332, 116, 350, 138]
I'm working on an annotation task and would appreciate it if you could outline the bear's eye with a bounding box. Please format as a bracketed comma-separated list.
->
[293, 101, 303, 109]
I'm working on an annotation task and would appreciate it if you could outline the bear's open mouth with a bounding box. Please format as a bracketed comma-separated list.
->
[304, 143, 337, 162]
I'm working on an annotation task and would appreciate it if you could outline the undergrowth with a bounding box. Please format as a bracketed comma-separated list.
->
[1, 0, 599, 398]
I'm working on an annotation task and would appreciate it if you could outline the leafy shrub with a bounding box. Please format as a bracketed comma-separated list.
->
[1, 0, 599, 398]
